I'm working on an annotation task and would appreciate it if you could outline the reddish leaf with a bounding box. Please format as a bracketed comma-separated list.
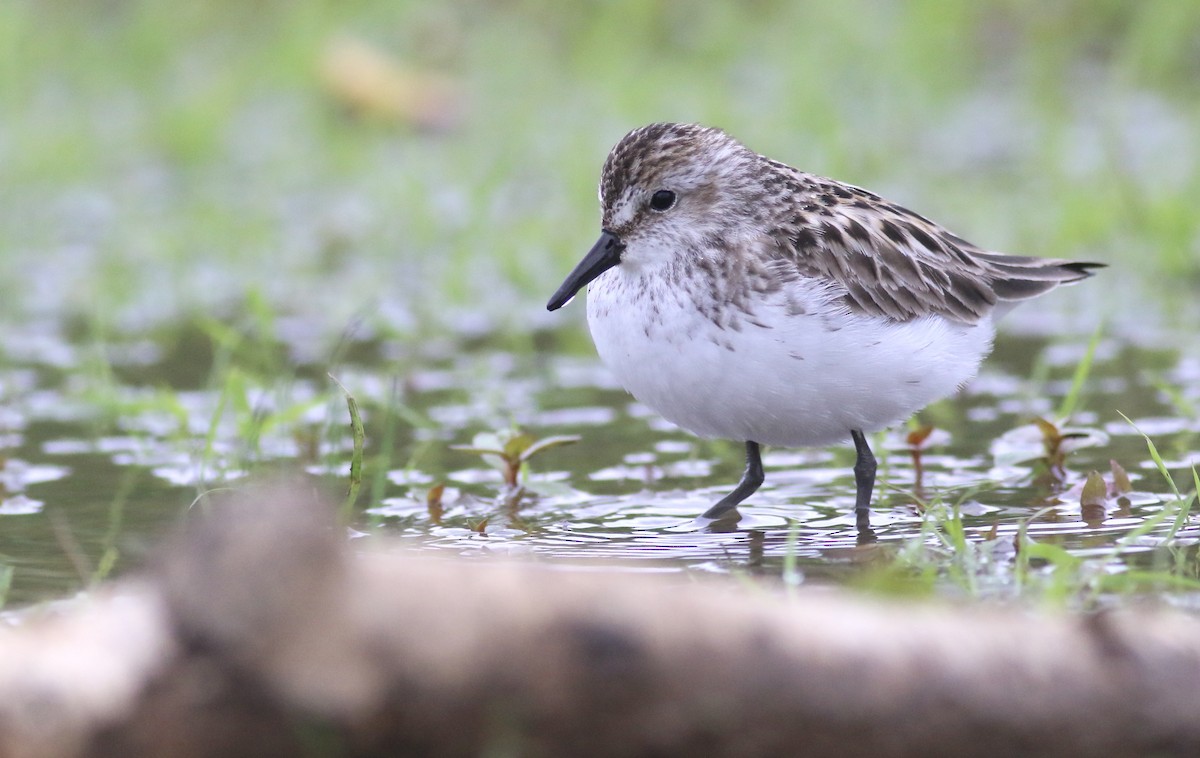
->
[426, 483, 445, 525]
[906, 424, 934, 448]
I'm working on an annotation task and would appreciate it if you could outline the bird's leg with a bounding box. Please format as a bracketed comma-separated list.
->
[701, 441, 764, 519]
[850, 429, 876, 531]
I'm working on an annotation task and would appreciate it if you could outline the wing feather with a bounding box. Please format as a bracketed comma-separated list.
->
[767, 175, 1104, 324]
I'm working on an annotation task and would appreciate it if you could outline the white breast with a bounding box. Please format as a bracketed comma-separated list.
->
[585, 266, 994, 447]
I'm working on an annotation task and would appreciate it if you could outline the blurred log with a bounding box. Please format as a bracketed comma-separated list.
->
[2, 483, 1200, 758]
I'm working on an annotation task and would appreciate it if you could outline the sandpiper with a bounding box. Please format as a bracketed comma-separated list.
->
[547, 123, 1102, 529]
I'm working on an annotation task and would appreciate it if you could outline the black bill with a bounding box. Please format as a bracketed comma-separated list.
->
[546, 230, 625, 311]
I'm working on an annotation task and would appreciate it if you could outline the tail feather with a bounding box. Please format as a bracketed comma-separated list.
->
[974, 253, 1105, 303]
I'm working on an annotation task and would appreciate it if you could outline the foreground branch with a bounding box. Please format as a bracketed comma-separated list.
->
[2, 483, 1199, 757]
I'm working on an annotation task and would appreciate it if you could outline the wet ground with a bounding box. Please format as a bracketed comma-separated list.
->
[2, 295, 1198, 608]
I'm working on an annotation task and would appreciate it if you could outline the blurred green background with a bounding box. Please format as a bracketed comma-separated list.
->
[3, 0, 1198, 340]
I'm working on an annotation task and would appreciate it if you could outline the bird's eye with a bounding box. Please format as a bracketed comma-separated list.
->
[649, 189, 676, 212]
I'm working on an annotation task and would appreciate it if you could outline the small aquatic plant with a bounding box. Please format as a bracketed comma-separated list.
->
[451, 429, 579, 491]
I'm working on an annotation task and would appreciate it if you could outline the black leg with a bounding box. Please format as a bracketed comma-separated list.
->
[850, 429, 876, 532]
[701, 441, 764, 519]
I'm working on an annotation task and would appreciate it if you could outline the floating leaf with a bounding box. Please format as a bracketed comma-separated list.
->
[992, 420, 1107, 471]
[1080, 471, 1107, 509]
[1032, 416, 1060, 442]
[452, 429, 580, 492]
[1080, 470, 1107, 527]
[1032, 416, 1063, 462]
[502, 432, 536, 461]
[519, 435, 581, 463]
[1109, 460, 1133, 494]
[448, 445, 505, 456]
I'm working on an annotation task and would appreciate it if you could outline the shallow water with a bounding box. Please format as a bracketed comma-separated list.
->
[367, 329, 1199, 586]
[2, 306, 1197, 608]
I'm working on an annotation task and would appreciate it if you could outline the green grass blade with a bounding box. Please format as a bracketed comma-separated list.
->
[1118, 411, 1182, 498]
[1057, 324, 1103, 420]
[330, 374, 365, 525]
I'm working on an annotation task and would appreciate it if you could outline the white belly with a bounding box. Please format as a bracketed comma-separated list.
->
[586, 268, 994, 447]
